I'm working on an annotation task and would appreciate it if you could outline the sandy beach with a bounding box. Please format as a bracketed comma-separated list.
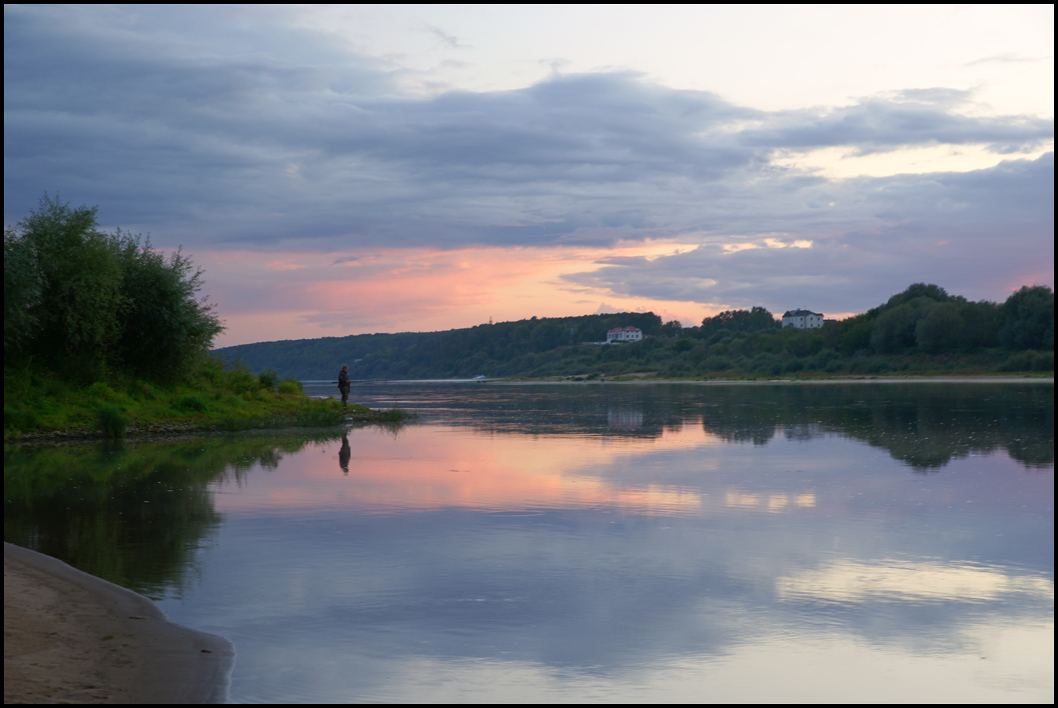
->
[4, 543, 232, 704]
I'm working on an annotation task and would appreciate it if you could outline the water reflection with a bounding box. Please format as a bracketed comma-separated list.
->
[338, 434, 351, 475]
[310, 381, 1054, 471]
[3, 431, 344, 598]
[4, 383, 1053, 702]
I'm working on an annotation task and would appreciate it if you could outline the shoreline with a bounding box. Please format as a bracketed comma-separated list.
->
[497, 375, 1054, 385]
[4, 542, 232, 704]
[348, 375, 1053, 385]
[6, 409, 410, 445]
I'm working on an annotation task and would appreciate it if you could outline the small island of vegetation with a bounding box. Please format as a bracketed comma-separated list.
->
[4, 195, 409, 440]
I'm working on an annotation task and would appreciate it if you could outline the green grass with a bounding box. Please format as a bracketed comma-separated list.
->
[4, 357, 415, 440]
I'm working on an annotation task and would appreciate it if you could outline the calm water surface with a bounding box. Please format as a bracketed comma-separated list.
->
[5, 383, 1054, 702]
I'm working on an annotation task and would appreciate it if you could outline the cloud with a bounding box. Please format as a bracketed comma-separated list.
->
[426, 25, 470, 50]
[963, 53, 1040, 67]
[3, 5, 1053, 338]
[563, 154, 1054, 314]
[740, 94, 1053, 155]
[8, 6, 1051, 248]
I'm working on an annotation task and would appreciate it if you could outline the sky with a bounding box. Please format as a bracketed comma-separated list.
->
[4, 5, 1054, 347]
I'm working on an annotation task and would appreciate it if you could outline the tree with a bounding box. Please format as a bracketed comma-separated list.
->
[871, 298, 935, 353]
[999, 286, 1054, 351]
[10, 194, 125, 376]
[4, 194, 223, 381]
[885, 283, 951, 308]
[915, 301, 962, 354]
[660, 319, 683, 338]
[115, 233, 224, 379]
[701, 307, 777, 338]
[4, 229, 41, 355]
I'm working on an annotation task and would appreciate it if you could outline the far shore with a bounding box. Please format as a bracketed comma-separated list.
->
[500, 375, 1054, 385]
[4, 543, 232, 704]
[341, 375, 1053, 385]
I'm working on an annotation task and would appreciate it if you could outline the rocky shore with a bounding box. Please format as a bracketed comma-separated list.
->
[9, 422, 203, 443]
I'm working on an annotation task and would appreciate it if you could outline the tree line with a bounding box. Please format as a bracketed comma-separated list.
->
[5, 194, 223, 382]
[218, 282, 1052, 381]
[219, 312, 667, 380]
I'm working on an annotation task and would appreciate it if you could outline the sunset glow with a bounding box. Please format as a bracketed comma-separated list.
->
[214, 424, 735, 515]
[5, 5, 1052, 346]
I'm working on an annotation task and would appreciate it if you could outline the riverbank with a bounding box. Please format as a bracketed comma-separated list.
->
[7, 408, 415, 444]
[500, 374, 1054, 384]
[5, 361, 416, 442]
[4, 543, 232, 704]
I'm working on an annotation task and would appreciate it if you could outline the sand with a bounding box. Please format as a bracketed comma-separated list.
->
[4, 542, 232, 704]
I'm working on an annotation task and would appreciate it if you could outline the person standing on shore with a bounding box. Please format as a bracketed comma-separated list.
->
[337, 365, 350, 409]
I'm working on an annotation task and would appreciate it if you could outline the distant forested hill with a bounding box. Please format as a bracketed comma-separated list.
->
[214, 284, 1054, 381]
[213, 312, 667, 380]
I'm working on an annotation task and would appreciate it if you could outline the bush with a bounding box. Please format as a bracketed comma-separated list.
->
[996, 351, 1035, 372]
[127, 380, 155, 400]
[173, 394, 208, 413]
[278, 379, 303, 395]
[228, 370, 258, 394]
[258, 368, 279, 393]
[5, 406, 41, 431]
[87, 382, 118, 403]
[97, 405, 127, 438]
[702, 356, 733, 372]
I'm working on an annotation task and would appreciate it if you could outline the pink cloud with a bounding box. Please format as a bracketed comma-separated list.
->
[265, 260, 307, 271]
[203, 243, 717, 346]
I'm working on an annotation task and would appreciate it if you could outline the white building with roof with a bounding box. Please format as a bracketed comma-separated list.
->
[781, 309, 824, 329]
[607, 326, 643, 343]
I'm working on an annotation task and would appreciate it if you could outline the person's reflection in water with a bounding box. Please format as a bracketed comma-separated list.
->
[338, 434, 351, 475]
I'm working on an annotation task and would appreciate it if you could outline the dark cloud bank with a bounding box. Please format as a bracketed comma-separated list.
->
[4, 5, 1053, 317]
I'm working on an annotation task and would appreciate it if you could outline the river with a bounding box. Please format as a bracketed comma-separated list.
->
[5, 381, 1053, 702]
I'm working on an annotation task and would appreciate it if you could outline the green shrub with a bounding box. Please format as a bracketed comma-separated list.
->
[87, 382, 117, 402]
[127, 380, 155, 399]
[703, 356, 733, 372]
[996, 351, 1035, 372]
[258, 368, 279, 393]
[173, 394, 208, 413]
[97, 405, 127, 438]
[5, 406, 41, 431]
[278, 379, 303, 395]
[228, 370, 258, 394]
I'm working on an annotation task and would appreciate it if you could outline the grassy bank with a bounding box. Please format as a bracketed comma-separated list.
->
[4, 357, 414, 441]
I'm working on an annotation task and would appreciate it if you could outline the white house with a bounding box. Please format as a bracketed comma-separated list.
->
[781, 309, 824, 329]
[607, 326, 643, 343]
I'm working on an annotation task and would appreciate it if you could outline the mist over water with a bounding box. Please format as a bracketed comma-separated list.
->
[5, 382, 1053, 702]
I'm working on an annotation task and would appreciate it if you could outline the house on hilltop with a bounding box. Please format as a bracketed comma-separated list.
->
[607, 326, 643, 343]
[781, 309, 824, 329]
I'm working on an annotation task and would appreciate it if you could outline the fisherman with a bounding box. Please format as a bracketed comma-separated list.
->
[337, 365, 350, 409]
